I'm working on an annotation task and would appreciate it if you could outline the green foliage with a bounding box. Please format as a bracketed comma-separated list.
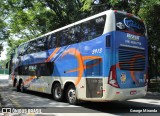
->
[80, 0, 92, 11]
[0, 60, 8, 69]
[140, 0, 160, 79]
[6, 38, 28, 57]
[0, 20, 9, 41]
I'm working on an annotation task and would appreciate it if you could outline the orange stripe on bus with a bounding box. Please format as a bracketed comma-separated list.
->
[45, 48, 60, 62]
[62, 48, 102, 86]
[116, 54, 144, 86]
[24, 76, 36, 86]
[62, 48, 84, 86]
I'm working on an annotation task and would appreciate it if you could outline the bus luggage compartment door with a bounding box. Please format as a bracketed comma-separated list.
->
[86, 78, 103, 98]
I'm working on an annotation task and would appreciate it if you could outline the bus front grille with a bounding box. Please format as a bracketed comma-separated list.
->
[118, 46, 145, 71]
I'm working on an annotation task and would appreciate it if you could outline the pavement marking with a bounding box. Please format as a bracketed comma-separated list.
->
[128, 98, 160, 105]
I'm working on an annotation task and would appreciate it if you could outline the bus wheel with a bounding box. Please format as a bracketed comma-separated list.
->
[13, 79, 17, 87]
[53, 83, 63, 101]
[20, 82, 25, 93]
[66, 84, 78, 105]
[16, 84, 20, 92]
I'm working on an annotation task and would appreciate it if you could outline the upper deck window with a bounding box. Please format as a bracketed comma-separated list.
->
[115, 12, 146, 36]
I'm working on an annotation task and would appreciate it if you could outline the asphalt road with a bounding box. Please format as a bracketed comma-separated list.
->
[0, 79, 160, 116]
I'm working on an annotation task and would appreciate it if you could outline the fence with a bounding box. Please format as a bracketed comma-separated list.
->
[0, 69, 9, 75]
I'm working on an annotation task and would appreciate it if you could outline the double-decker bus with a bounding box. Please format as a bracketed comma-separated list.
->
[10, 10, 148, 105]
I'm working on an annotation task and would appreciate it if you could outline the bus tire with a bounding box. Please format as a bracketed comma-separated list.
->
[16, 84, 20, 92]
[66, 84, 78, 105]
[13, 79, 17, 87]
[52, 83, 63, 101]
[20, 82, 26, 93]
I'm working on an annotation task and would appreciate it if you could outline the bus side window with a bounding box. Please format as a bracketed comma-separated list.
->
[23, 43, 29, 55]
[74, 25, 82, 43]
[31, 40, 37, 53]
[47, 35, 52, 49]
[61, 30, 68, 46]
[81, 23, 89, 41]
[37, 37, 46, 52]
[26, 42, 32, 54]
[36, 62, 53, 76]
[68, 27, 76, 44]
[55, 32, 61, 47]
[49, 34, 57, 49]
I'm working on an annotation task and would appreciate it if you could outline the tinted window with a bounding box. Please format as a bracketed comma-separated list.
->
[47, 34, 57, 49]
[115, 12, 146, 36]
[18, 44, 25, 56]
[17, 62, 53, 76]
[37, 62, 53, 76]
[31, 40, 38, 53]
[73, 25, 82, 43]
[37, 37, 47, 52]
[74, 15, 106, 42]
[19, 15, 106, 53]
[68, 27, 77, 44]
[26, 42, 33, 54]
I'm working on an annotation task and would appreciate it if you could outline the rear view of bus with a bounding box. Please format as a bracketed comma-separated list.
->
[106, 10, 148, 101]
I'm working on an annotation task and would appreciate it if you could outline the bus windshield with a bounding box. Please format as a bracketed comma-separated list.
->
[115, 12, 146, 36]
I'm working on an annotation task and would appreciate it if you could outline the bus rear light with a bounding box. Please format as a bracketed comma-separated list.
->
[97, 91, 101, 95]
[116, 92, 120, 94]
[108, 65, 120, 88]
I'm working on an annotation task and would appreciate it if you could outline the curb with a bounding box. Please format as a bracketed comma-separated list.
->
[147, 91, 160, 96]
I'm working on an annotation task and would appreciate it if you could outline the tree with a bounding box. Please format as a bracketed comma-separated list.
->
[0, 0, 88, 58]
[0, 1, 10, 54]
[139, 0, 160, 83]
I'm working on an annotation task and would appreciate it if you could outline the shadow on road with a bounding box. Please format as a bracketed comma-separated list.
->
[10, 88, 160, 114]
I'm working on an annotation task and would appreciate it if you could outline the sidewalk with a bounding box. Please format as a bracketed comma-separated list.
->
[0, 74, 9, 80]
[145, 91, 160, 100]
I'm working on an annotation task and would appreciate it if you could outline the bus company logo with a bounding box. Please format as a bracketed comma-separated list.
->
[127, 33, 139, 41]
[124, 17, 142, 30]
[120, 72, 126, 84]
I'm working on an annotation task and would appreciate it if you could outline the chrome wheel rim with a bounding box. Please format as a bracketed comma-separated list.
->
[20, 83, 24, 92]
[68, 89, 76, 104]
[55, 86, 62, 99]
